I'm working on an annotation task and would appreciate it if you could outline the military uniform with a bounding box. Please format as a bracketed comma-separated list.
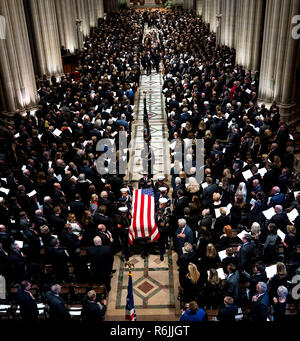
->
[115, 209, 131, 261]
[156, 208, 170, 261]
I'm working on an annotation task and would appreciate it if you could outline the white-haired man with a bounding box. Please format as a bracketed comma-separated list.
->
[250, 281, 269, 321]
[175, 218, 194, 255]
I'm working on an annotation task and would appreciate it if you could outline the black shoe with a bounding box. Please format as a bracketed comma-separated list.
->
[160, 255, 164, 261]
[111, 269, 116, 274]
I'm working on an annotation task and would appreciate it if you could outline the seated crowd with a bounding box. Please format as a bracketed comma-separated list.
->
[153, 10, 300, 321]
[0, 9, 299, 322]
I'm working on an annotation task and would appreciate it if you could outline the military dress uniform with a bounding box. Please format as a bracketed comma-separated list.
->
[156, 206, 170, 261]
[115, 207, 131, 261]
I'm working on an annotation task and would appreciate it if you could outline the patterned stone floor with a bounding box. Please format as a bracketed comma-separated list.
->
[105, 251, 180, 320]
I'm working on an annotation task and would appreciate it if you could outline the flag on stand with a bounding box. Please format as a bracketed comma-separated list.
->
[129, 188, 160, 244]
[125, 272, 136, 321]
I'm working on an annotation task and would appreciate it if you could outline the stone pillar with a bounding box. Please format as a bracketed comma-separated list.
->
[0, 0, 38, 112]
[104, 0, 119, 13]
[234, 0, 264, 72]
[220, 0, 236, 46]
[96, 0, 104, 19]
[258, 0, 300, 121]
[183, 0, 194, 10]
[54, 0, 78, 53]
[75, 0, 90, 38]
[258, 0, 300, 123]
[29, 0, 63, 78]
[203, 0, 220, 32]
[195, 0, 204, 16]
[87, 0, 97, 27]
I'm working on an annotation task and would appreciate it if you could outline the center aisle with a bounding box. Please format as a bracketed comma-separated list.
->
[106, 24, 180, 321]
[125, 25, 171, 184]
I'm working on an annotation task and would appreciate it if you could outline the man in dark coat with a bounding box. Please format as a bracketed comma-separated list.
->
[251, 282, 269, 321]
[224, 263, 239, 302]
[217, 296, 238, 322]
[237, 234, 255, 274]
[46, 284, 70, 320]
[69, 194, 85, 222]
[46, 238, 70, 282]
[87, 236, 114, 292]
[175, 219, 194, 256]
[82, 290, 107, 322]
[17, 280, 38, 321]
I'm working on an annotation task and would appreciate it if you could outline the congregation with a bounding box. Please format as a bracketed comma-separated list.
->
[0, 9, 299, 322]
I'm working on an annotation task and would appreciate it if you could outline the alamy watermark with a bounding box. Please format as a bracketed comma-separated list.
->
[95, 132, 205, 183]
[292, 15, 300, 39]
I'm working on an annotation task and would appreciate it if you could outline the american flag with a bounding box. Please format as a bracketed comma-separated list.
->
[125, 272, 136, 321]
[128, 188, 160, 244]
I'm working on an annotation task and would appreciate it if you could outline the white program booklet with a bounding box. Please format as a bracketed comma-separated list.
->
[218, 250, 227, 262]
[242, 169, 253, 181]
[206, 268, 226, 280]
[263, 207, 276, 220]
[266, 264, 277, 279]
[277, 229, 286, 241]
[287, 208, 299, 223]
[237, 230, 251, 241]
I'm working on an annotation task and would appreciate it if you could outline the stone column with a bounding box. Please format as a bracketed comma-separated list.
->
[203, 0, 220, 33]
[195, 0, 204, 16]
[96, 0, 104, 19]
[104, 0, 119, 13]
[258, 0, 300, 123]
[220, 0, 236, 46]
[87, 0, 97, 27]
[0, 0, 38, 113]
[183, 0, 195, 10]
[29, 0, 63, 78]
[234, 0, 264, 72]
[54, 0, 78, 53]
[75, 0, 90, 38]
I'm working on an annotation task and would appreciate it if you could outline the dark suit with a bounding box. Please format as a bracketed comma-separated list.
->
[224, 271, 239, 301]
[173, 196, 190, 218]
[50, 214, 66, 235]
[69, 200, 85, 221]
[46, 291, 70, 320]
[251, 292, 269, 321]
[237, 240, 255, 273]
[268, 193, 285, 207]
[8, 251, 27, 282]
[46, 247, 69, 281]
[17, 287, 38, 321]
[217, 305, 238, 322]
[82, 297, 106, 322]
[202, 183, 218, 208]
[87, 245, 113, 291]
[175, 225, 194, 255]
[23, 228, 41, 261]
[270, 212, 289, 233]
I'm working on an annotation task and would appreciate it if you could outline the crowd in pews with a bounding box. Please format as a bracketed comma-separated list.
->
[0, 9, 299, 322]
[154, 10, 300, 321]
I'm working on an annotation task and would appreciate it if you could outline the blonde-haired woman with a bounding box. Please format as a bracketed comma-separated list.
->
[186, 177, 200, 200]
[268, 262, 288, 299]
[210, 192, 222, 218]
[204, 268, 224, 308]
[203, 243, 220, 271]
[67, 213, 82, 233]
[181, 263, 201, 304]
